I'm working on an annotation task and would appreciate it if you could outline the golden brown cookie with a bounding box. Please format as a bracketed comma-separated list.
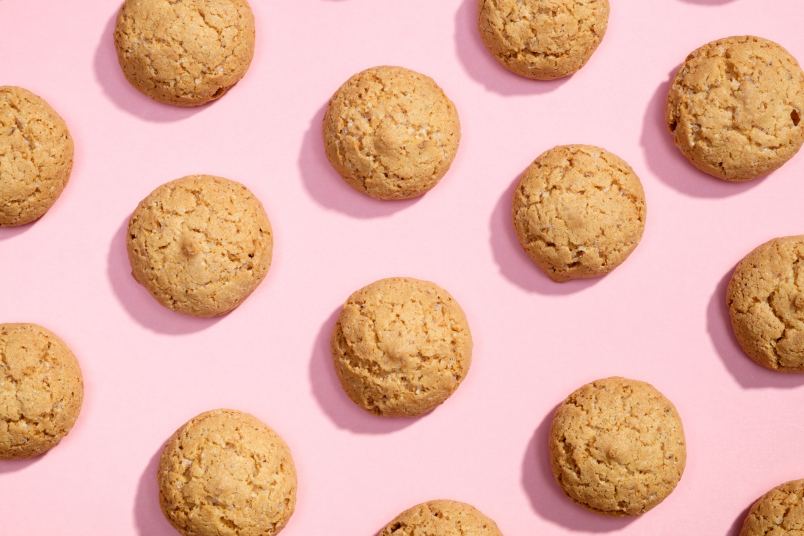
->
[114, 0, 256, 106]
[127, 175, 272, 317]
[331, 277, 472, 417]
[0, 86, 74, 227]
[478, 0, 610, 80]
[0, 323, 83, 459]
[727, 236, 804, 372]
[666, 36, 804, 181]
[740, 479, 804, 536]
[323, 66, 461, 200]
[549, 377, 686, 516]
[379, 500, 503, 536]
[158, 409, 297, 536]
[512, 145, 646, 282]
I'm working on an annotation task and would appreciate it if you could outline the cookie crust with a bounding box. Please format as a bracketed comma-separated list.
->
[379, 500, 503, 535]
[740, 479, 804, 536]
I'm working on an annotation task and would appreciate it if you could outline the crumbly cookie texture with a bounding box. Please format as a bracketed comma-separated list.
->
[728, 236, 804, 372]
[114, 0, 256, 106]
[0, 323, 83, 459]
[512, 145, 646, 282]
[323, 66, 461, 200]
[740, 479, 804, 536]
[549, 377, 686, 516]
[478, 0, 610, 80]
[331, 277, 472, 417]
[159, 410, 297, 536]
[127, 175, 272, 317]
[666, 35, 804, 181]
[0, 86, 73, 227]
[379, 500, 503, 536]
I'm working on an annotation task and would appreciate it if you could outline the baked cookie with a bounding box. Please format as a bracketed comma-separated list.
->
[379, 500, 503, 535]
[0, 86, 73, 226]
[127, 175, 272, 317]
[0, 323, 83, 459]
[478, 0, 610, 80]
[323, 66, 461, 200]
[331, 277, 472, 417]
[727, 236, 804, 372]
[114, 0, 256, 106]
[158, 409, 296, 536]
[740, 479, 804, 536]
[512, 145, 646, 282]
[666, 36, 804, 181]
[549, 377, 686, 516]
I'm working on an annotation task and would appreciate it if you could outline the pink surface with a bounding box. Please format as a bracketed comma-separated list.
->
[1, 0, 803, 534]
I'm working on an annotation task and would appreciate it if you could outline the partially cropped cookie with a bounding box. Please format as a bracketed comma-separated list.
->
[0, 323, 83, 459]
[331, 277, 472, 417]
[0, 87, 73, 226]
[478, 0, 610, 80]
[323, 66, 461, 200]
[549, 377, 686, 516]
[727, 236, 804, 372]
[512, 145, 646, 282]
[127, 175, 272, 317]
[667, 36, 804, 181]
[740, 479, 804, 536]
[159, 410, 296, 536]
[114, 0, 256, 106]
[379, 500, 503, 536]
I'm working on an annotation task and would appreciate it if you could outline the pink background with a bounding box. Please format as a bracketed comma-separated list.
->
[1, 0, 803, 534]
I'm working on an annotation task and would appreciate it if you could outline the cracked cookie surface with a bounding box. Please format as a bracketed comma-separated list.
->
[666, 35, 804, 181]
[158, 409, 297, 536]
[0, 323, 83, 459]
[379, 500, 503, 536]
[127, 175, 272, 317]
[727, 236, 804, 372]
[323, 66, 460, 200]
[512, 145, 646, 282]
[0, 86, 73, 226]
[114, 0, 256, 106]
[478, 0, 609, 80]
[740, 479, 804, 536]
[549, 377, 686, 516]
[331, 277, 472, 417]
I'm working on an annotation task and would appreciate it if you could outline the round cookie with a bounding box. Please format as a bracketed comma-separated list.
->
[512, 145, 646, 282]
[727, 236, 804, 372]
[666, 36, 804, 181]
[158, 409, 297, 536]
[331, 277, 472, 417]
[379, 500, 503, 536]
[478, 0, 610, 80]
[740, 479, 804, 536]
[323, 66, 461, 200]
[0, 323, 83, 459]
[549, 377, 686, 516]
[0, 86, 73, 227]
[127, 175, 272, 317]
[114, 0, 256, 106]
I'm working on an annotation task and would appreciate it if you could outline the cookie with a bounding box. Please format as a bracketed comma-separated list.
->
[127, 175, 272, 317]
[0, 86, 74, 227]
[323, 66, 461, 200]
[331, 277, 472, 417]
[740, 479, 804, 536]
[478, 0, 610, 80]
[0, 323, 83, 459]
[666, 36, 804, 181]
[549, 377, 686, 516]
[727, 236, 804, 372]
[512, 145, 646, 282]
[158, 409, 297, 536]
[114, 0, 256, 106]
[379, 500, 503, 536]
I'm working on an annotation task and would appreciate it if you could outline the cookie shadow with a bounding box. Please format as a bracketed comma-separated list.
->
[133, 447, 175, 536]
[0, 225, 33, 241]
[0, 457, 41, 474]
[727, 503, 750, 536]
[522, 408, 634, 532]
[309, 308, 416, 434]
